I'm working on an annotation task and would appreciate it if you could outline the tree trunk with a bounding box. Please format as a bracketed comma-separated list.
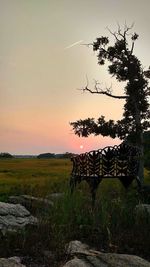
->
[138, 131, 144, 185]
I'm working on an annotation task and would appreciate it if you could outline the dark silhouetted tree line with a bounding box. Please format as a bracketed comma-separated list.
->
[0, 152, 13, 158]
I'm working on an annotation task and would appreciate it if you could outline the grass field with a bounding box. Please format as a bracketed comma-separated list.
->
[0, 158, 71, 200]
[0, 158, 150, 265]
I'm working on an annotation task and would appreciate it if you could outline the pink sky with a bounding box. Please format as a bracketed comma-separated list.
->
[0, 0, 150, 154]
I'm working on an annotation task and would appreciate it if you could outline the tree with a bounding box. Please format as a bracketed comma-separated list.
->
[37, 153, 55, 159]
[0, 152, 13, 158]
[143, 131, 150, 170]
[71, 25, 150, 184]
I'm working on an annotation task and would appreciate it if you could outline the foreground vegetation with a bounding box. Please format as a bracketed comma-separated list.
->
[0, 158, 150, 266]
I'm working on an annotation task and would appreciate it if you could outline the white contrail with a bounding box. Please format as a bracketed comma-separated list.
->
[64, 40, 83, 50]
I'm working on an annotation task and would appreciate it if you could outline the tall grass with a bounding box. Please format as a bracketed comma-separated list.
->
[0, 158, 71, 200]
[0, 158, 149, 264]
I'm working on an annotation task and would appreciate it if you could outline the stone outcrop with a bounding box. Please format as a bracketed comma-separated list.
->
[8, 195, 53, 210]
[0, 202, 37, 234]
[63, 240, 150, 267]
[67, 240, 89, 255]
[0, 257, 26, 267]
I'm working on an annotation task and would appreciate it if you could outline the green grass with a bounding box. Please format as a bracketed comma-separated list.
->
[0, 158, 150, 265]
[0, 158, 71, 200]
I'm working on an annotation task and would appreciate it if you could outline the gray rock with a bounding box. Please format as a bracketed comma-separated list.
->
[64, 254, 150, 267]
[0, 202, 37, 234]
[8, 195, 53, 210]
[64, 241, 150, 267]
[0, 257, 26, 267]
[63, 258, 91, 267]
[8, 257, 22, 264]
[67, 240, 89, 255]
[0, 202, 30, 217]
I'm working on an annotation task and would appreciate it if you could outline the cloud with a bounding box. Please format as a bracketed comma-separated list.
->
[64, 40, 83, 50]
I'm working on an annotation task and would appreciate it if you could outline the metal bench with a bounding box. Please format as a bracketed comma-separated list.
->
[70, 143, 141, 205]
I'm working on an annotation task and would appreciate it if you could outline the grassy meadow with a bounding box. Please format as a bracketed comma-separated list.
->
[0, 158, 71, 201]
[0, 158, 150, 265]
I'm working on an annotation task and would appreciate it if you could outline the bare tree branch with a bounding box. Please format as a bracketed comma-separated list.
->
[83, 87, 127, 99]
[106, 27, 119, 41]
[107, 23, 135, 57]
[82, 80, 127, 99]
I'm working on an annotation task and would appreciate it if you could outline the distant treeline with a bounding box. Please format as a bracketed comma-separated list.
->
[37, 152, 76, 159]
[0, 152, 76, 159]
[0, 152, 14, 158]
[0, 131, 149, 166]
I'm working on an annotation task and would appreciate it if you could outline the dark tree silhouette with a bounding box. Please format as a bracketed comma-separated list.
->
[0, 152, 13, 158]
[71, 25, 150, 184]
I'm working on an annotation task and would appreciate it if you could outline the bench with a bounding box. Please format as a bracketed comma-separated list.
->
[70, 143, 141, 205]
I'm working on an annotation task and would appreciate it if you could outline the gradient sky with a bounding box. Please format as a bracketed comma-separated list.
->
[0, 0, 150, 154]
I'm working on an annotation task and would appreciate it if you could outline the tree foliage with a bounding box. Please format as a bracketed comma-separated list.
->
[0, 152, 13, 158]
[71, 25, 150, 145]
[144, 131, 150, 169]
[37, 153, 55, 159]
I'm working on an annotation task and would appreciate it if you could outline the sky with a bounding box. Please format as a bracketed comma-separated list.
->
[0, 0, 150, 154]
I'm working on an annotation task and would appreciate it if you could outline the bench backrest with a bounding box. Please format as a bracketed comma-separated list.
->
[71, 143, 140, 188]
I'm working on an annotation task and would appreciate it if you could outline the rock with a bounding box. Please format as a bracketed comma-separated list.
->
[8, 257, 22, 264]
[135, 204, 150, 224]
[63, 258, 92, 267]
[8, 195, 54, 210]
[63, 240, 150, 267]
[0, 202, 37, 234]
[63, 254, 150, 267]
[67, 240, 89, 255]
[0, 257, 26, 267]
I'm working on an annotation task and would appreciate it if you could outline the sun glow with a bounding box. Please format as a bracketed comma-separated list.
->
[80, 145, 83, 149]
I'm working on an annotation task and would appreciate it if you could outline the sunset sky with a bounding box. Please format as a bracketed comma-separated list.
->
[0, 0, 150, 154]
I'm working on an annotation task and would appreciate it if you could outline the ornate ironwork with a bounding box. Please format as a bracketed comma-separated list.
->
[70, 143, 141, 205]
